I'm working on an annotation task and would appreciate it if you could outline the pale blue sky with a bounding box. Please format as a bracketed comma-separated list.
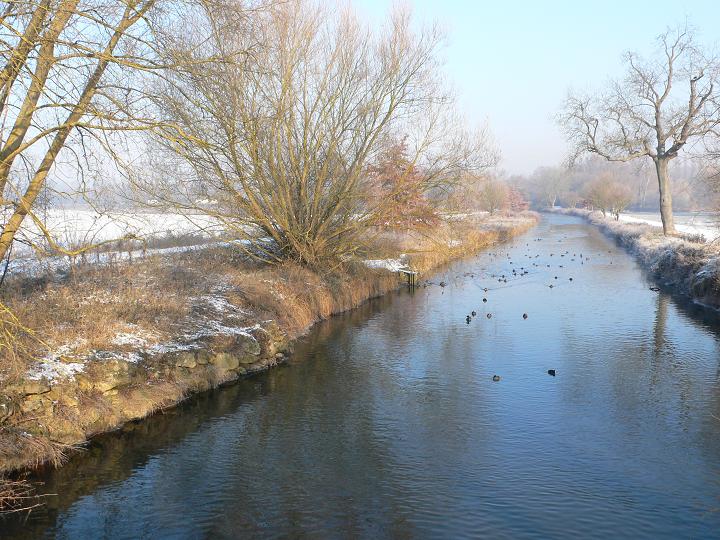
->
[354, 0, 720, 174]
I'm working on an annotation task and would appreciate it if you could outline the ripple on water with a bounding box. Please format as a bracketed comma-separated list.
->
[3, 213, 720, 539]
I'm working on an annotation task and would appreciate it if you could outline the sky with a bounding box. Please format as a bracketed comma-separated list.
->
[354, 0, 720, 175]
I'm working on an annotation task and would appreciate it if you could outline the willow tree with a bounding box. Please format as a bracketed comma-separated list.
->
[560, 28, 720, 234]
[141, 1, 493, 266]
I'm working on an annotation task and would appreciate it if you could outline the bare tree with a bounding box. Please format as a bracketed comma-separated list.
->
[530, 166, 569, 208]
[560, 27, 720, 234]
[0, 0, 166, 259]
[608, 183, 633, 220]
[584, 176, 633, 220]
[138, 1, 494, 266]
[478, 179, 508, 215]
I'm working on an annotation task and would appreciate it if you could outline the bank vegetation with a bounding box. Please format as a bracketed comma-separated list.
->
[0, 0, 538, 510]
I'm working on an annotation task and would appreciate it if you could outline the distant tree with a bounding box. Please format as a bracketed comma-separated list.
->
[507, 187, 529, 212]
[530, 166, 570, 208]
[584, 177, 633, 220]
[561, 190, 581, 208]
[479, 180, 509, 214]
[366, 138, 439, 228]
[584, 178, 613, 217]
[608, 183, 634, 220]
[561, 27, 720, 235]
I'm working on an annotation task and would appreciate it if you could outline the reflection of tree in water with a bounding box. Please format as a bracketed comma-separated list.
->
[271, 283, 493, 536]
[652, 292, 672, 360]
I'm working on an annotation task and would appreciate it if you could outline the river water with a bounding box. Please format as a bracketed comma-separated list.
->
[3, 213, 720, 539]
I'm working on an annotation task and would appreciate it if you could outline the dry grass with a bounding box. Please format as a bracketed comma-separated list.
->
[230, 261, 398, 337]
[0, 426, 73, 471]
[0, 212, 538, 381]
[4, 259, 194, 356]
[0, 211, 538, 477]
[385, 212, 538, 273]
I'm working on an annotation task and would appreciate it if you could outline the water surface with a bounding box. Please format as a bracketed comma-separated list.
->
[4, 214, 720, 539]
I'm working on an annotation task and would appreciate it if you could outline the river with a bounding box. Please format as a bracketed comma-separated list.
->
[3, 213, 720, 539]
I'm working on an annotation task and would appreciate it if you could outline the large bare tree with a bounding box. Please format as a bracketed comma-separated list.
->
[560, 28, 720, 234]
[137, 1, 494, 266]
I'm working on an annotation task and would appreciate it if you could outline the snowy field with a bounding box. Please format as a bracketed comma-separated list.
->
[4, 208, 228, 276]
[17, 208, 225, 247]
[619, 211, 720, 241]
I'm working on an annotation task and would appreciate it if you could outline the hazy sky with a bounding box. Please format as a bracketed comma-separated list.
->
[354, 0, 720, 174]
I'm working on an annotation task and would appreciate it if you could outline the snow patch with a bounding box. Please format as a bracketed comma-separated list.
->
[364, 257, 410, 272]
[112, 332, 149, 348]
[27, 360, 85, 382]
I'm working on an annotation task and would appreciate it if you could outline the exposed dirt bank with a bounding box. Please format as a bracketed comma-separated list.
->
[554, 208, 720, 309]
[0, 212, 538, 491]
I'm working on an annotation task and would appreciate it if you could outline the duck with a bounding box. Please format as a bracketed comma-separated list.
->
[547, 369, 556, 376]
[522, 313, 528, 319]
[492, 375, 501, 382]
[471, 311, 477, 316]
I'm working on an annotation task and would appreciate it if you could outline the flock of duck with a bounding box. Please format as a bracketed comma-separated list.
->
[423, 234, 632, 384]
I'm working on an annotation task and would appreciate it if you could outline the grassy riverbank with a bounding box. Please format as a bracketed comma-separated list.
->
[0, 212, 538, 507]
[554, 208, 720, 309]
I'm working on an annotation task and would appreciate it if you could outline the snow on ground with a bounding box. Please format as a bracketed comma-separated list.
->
[18, 208, 224, 248]
[9, 237, 232, 277]
[24, 293, 260, 383]
[27, 339, 89, 381]
[4, 207, 230, 276]
[619, 212, 720, 241]
[364, 257, 410, 272]
[27, 359, 86, 382]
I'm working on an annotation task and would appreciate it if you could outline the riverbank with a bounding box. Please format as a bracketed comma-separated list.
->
[5, 212, 720, 538]
[552, 208, 720, 309]
[0, 212, 537, 502]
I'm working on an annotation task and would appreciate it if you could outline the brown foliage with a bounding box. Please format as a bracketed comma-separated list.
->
[366, 138, 440, 229]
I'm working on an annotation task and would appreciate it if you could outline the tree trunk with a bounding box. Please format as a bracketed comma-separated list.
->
[654, 157, 676, 235]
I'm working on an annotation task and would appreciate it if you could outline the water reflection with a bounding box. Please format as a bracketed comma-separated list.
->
[2, 214, 720, 539]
